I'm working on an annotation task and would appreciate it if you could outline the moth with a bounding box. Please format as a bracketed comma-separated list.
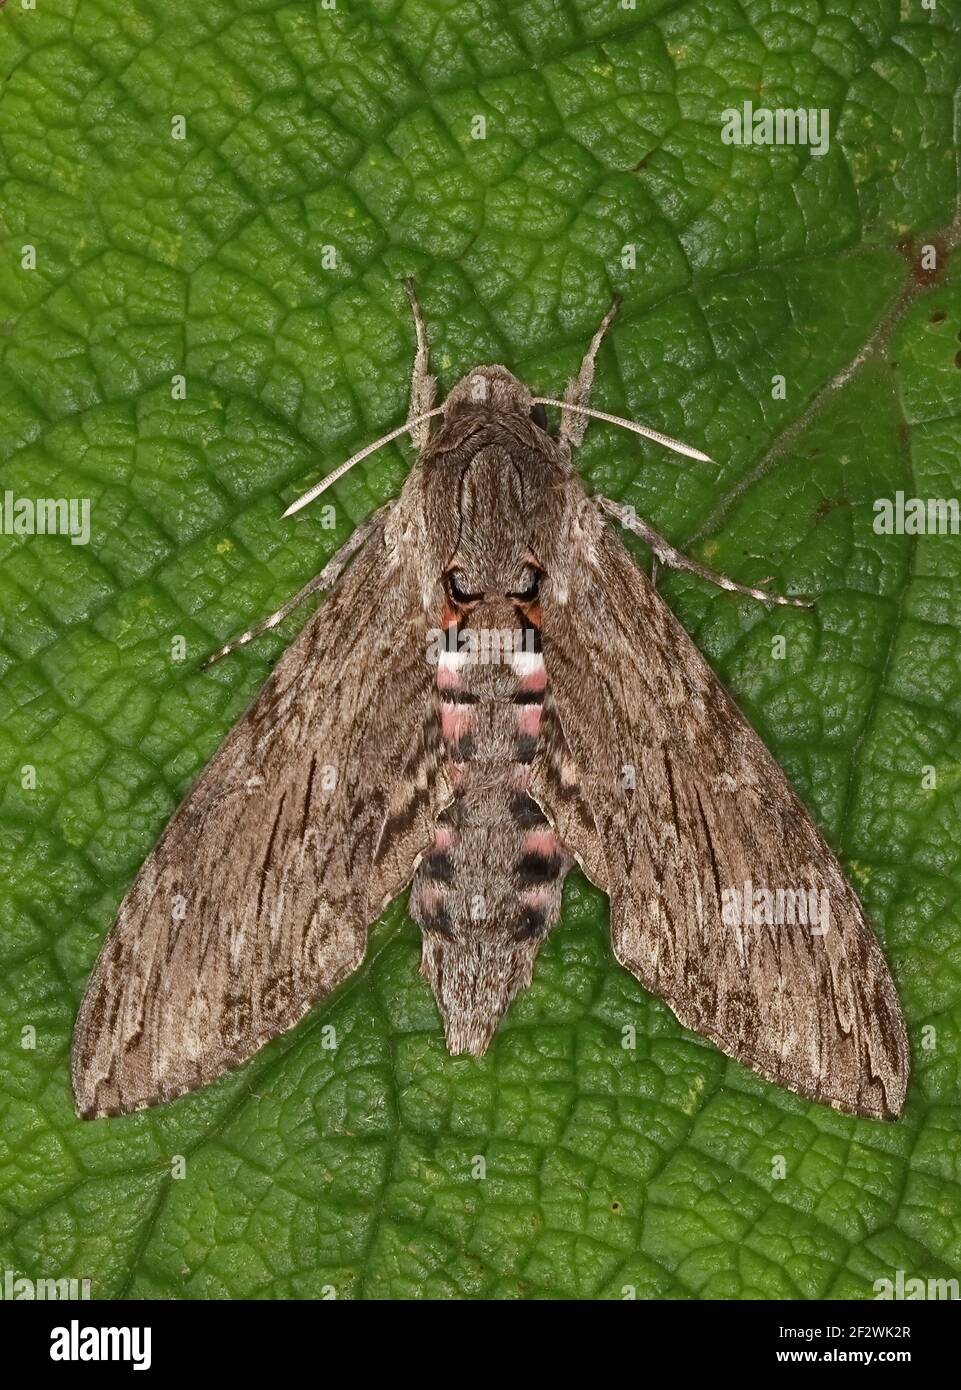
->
[72, 285, 910, 1122]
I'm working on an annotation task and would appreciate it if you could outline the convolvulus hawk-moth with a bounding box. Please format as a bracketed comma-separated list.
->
[72, 286, 909, 1121]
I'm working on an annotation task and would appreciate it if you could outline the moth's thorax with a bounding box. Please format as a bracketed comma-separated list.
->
[447, 448, 536, 596]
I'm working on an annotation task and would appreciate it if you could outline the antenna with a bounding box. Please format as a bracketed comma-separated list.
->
[530, 399, 714, 463]
[282, 397, 713, 518]
[282, 405, 448, 517]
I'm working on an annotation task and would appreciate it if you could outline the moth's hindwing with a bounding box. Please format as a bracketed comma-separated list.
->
[72, 519, 449, 1118]
[532, 507, 909, 1120]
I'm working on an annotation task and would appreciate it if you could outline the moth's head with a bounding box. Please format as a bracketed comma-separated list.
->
[443, 365, 539, 423]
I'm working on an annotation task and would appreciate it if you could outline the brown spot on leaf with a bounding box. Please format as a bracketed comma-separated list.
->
[896, 236, 949, 286]
[930, 310, 947, 323]
[814, 496, 850, 520]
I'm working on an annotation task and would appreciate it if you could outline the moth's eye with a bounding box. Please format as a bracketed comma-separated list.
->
[508, 568, 541, 603]
[445, 570, 483, 605]
[530, 403, 549, 430]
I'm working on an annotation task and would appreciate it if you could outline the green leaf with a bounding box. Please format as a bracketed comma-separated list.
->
[1, 0, 960, 1301]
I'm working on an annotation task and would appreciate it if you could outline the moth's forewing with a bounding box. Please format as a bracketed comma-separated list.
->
[532, 508, 909, 1120]
[72, 529, 449, 1117]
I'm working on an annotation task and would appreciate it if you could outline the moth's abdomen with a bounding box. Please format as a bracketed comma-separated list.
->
[410, 605, 569, 1056]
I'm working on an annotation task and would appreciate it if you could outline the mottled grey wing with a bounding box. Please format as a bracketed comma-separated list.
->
[533, 512, 909, 1119]
[73, 527, 448, 1118]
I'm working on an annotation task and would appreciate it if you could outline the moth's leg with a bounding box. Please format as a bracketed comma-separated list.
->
[403, 278, 436, 450]
[597, 497, 812, 608]
[560, 297, 621, 447]
[204, 505, 391, 668]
